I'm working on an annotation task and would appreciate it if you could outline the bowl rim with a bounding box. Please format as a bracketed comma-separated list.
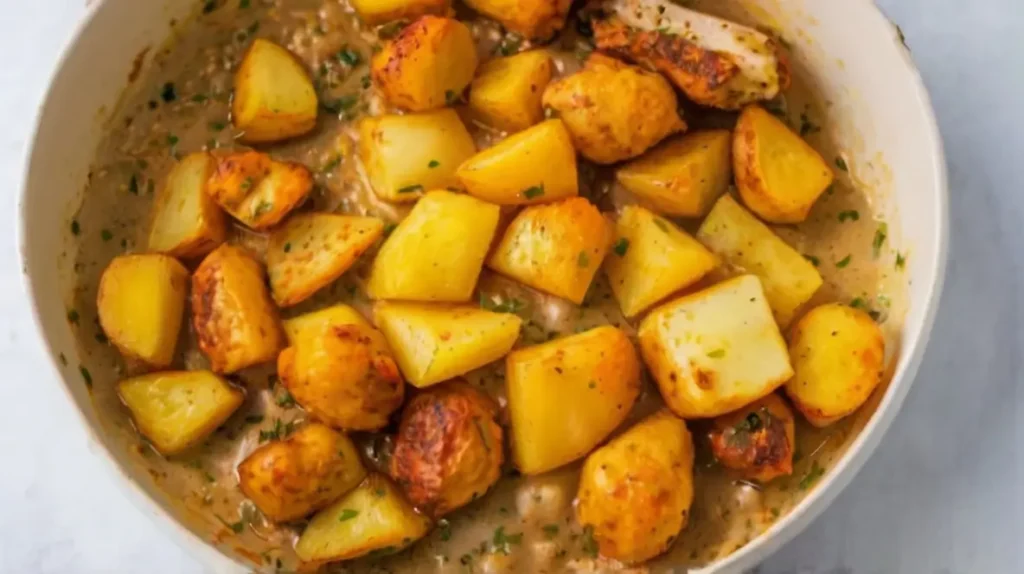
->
[16, 1, 949, 572]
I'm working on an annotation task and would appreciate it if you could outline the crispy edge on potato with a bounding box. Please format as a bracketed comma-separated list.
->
[707, 393, 795, 482]
[468, 49, 554, 133]
[350, 0, 450, 26]
[233, 38, 318, 144]
[147, 152, 227, 259]
[462, 0, 572, 39]
[282, 304, 372, 345]
[205, 150, 313, 230]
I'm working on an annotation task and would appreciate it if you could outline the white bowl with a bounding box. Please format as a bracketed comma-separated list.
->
[18, 0, 947, 571]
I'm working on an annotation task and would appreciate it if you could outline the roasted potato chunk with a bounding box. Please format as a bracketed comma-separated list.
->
[359, 110, 476, 203]
[350, 0, 449, 25]
[371, 16, 478, 112]
[456, 119, 577, 206]
[367, 190, 500, 302]
[707, 393, 795, 482]
[278, 322, 404, 431]
[147, 152, 226, 259]
[192, 245, 284, 374]
[696, 194, 823, 326]
[374, 302, 522, 388]
[233, 39, 318, 144]
[487, 197, 610, 304]
[296, 473, 432, 565]
[542, 53, 685, 164]
[604, 205, 717, 318]
[238, 423, 367, 522]
[118, 370, 243, 455]
[282, 304, 371, 344]
[98, 254, 188, 368]
[786, 304, 885, 427]
[390, 382, 503, 516]
[638, 275, 793, 418]
[205, 151, 313, 230]
[576, 410, 694, 564]
[266, 213, 384, 307]
[506, 326, 641, 474]
[462, 0, 571, 38]
[615, 130, 732, 218]
[468, 50, 553, 133]
[733, 105, 835, 223]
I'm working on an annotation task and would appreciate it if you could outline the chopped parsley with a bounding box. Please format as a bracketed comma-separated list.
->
[322, 94, 359, 114]
[492, 526, 523, 554]
[67, 309, 80, 324]
[799, 461, 825, 490]
[243, 414, 264, 425]
[835, 156, 848, 172]
[494, 34, 523, 56]
[428, 159, 440, 168]
[577, 251, 590, 267]
[239, 0, 250, 8]
[837, 210, 859, 222]
[397, 184, 423, 194]
[160, 82, 177, 102]
[735, 411, 764, 433]
[253, 200, 274, 217]
[338, 509, 359, 522]
[542, 524, 559, 537]
[216, 514, 246, 533]
[895, 252, 907, 269]
[521, 185, 544, 199]
[276, 390, 297, 408]
[872, 222, 888, 257]
[581, 525, 599, 558]
[258, 418, 298, 443]
[337, 47, 362, 67]
[361, 75, 371, 89]
[79, 366, 93, 387]
[613, 238, 630, 256]
[377, 20, 406, 39]
[444, 89, 461, 106]
[128, 174, 139, 194]
[70, 220, 81, 235]
[100, 229, 113, 242]
[59, 353, 68, 366]
[283, 243, 292, 253]
[804, 254, 820, 267]
[321, 155, 342, 172]
[479, 294, 525, 314]
[850, 297, 869, 310]
[653, 218, 670, 232]
[383, 223, 397, 237]
[770, 507, 781, 518]
[166, 134, 179, 147]
[202, 1, 218, 14]
[191, 93, 209, 103]
[208, 120, 227, 132]
[707, 348, 726, 359]
[799, 113, 820, 136]
[438, 519, 452, 541]
[835, 254, 852, 268]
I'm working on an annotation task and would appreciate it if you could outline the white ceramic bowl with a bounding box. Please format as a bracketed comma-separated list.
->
[18, 0, 947, 571]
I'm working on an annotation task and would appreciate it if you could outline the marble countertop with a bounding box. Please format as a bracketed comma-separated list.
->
[2, 0, 1022, 572]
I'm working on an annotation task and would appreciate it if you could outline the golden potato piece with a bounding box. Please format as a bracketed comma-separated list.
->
[390, 382, 503, 516]
[192, 245, 284, 374]
[266, 213, 384, 307]
[733, 105, 835, 223]
[118, 370, 243, 455]
[296, 473, 432, 565]
[696, 194, 823, 326]
[707, 393, 795, 482]
[367, 190, 500, 302]
[577, 410, 694, 564]
[371, 16, 478, 112]
[205, 151, 313, 230]
[350, 0, 449, 25]
[147, 152, 226, 259]
[542, 53, 685, 164]
[487, 197, 610, 304]
[238, 423, 367, 522]
[604, 205, 718, 318]
[282, 304, 371, 345]
[233, 39, 318, 144]
[456, 119, 577, 206]
[615, 130, 732, 218]
[462, 0, 571, 38]
[468, 50, 554, 133]
[374, 302, 522, 388]
[98, 254, 188, 368]
[359, 110, 476, 203]
[785, 304, 885, 427]
[638, 275, 793, 418]
[506, 326, 641, 474]
[278, 322, 404, 431]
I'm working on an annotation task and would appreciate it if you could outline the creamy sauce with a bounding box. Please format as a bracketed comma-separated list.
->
[65, 0, 907, 572]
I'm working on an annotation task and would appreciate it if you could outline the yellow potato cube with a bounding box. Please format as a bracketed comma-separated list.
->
[350, 0, 449, 25]
[233, 39, 318, 144]
[282, 305, 371, 345]
[638, 275, 793, 418]
[462, 0, 571, 38]
[147, 152, 226, 259]
[468, 50, 554, 133]
[205, 151, 313, 230]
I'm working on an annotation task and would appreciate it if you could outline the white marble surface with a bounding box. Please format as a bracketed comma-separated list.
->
[1, 0, 1022, 572]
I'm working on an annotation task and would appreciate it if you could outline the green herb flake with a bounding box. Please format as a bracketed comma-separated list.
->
[383, 223, 397, 237]
[67, 309, 80, 324]
[375, 488, 386, 498]
[244, 414, 264, 425]
[895, 252, 907, 269]
[397, 184, 424, 194]
[323, 94, 359, 115]
[101, 229, 113, 242]
[770, 507, 781, 518]
[653, 218, 670, 232]
[79, 366, 93, 387]
[240, 0, 251, 8]
[542, 524, 559, 537]
[202, 0, 218, 14]
[361, 75, 372, 89]
[166, 134, 179, 147]
[521, 185, 544, 199]
[577, 251, 590, 268]
[70, 220, 81, 236]
[613, 238, 630, 256]
[872, 222, 888, 257]
[804, 254, 820, 267]
[835, 254, 852, 269]
[835, 156, 848, 172]
[208, 121, 227, 132]
[203, 471, 217, 483]
[707, 349, 726, 359]
[799, 461, 825, 490]
[493, 526, 523, 554]
[799, 113, 820, 136]
[337, 47, 362, 67]
[253, 200, 274, 217]
[58, 353, 68, 366]
[191, 93, 209, 103]
[239, 177, 253, 191]
[129, 174, 139, 194]
[283, 243, 292, 254]
[276, 391, 297, 408]
[494, 34, 523, 56]
[850, 297, 868, 310]
[581, 525, 599, 558]
[160, 82, 177, 103]
[321, 155, 342, 173]
[837, 210, 859, 222]
[460, 554, 473, 566]
[338, 509, 360, 522]
[428, 159, 440, 168]
[439, 519, 452, 541]
[479, 294, 525, 314]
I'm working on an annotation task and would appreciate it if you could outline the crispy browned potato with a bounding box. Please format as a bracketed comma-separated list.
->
[542, 53, 685, 164]
[350, 0, 449, 25]
[468, 50, 553, 133]
[192, 245, 285, 374]
[233, 39, 318, 143]
[462, 0, 571, 38]
[266, 213, 384, 307]
[238, 423, 367, 522]
[205, 151, 313, 230]
[371, 16, 478, 112]
[98, 254, 189, 368]
[278, 322, 404, 431]
[576, 410, 694, 563]
[390, 382, 503, 516]
[283, 304, 371, 345]
[707, 393, 795, 482]
[147, 152, 226, 259]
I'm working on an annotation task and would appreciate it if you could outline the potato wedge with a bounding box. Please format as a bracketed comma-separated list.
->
[577, 410, 694, 564]
[456, 119, 577, 205]
[374, 302, 522, 388]
[359, 110, 476, 203]
[462, 0, 571, 38]
[604, 205, 718, 318]
[367, 190, 500, 302]
[542, 53, 685, 164]
[733, 105, 834, 223]
[238, 423, 367, 522]
[278, 321, 404, 431]
[147, 152, 226, 259]
[487, 197, 610, 304]
[205, 151, 313, 230]
[696, 194, 823, 326]
[282, 304, 371, 344]
[785, 303, 885, 427]
[707, 393, 795, 482]
[506, 326, 641, 474]
[118, 370, 243, 455]
[98, 254, 189, 368]
[233, 39, 318, 144]
[266, 213, 384, 307]
[371, 16, 478, 112]
[295, 473, 432, 564]
[638, 275, 793, 418]
[615, 130, 732, 218]
[192, 245, 284, 374]
[468, 50, 553, 133]
[351, 0, 449, 25]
